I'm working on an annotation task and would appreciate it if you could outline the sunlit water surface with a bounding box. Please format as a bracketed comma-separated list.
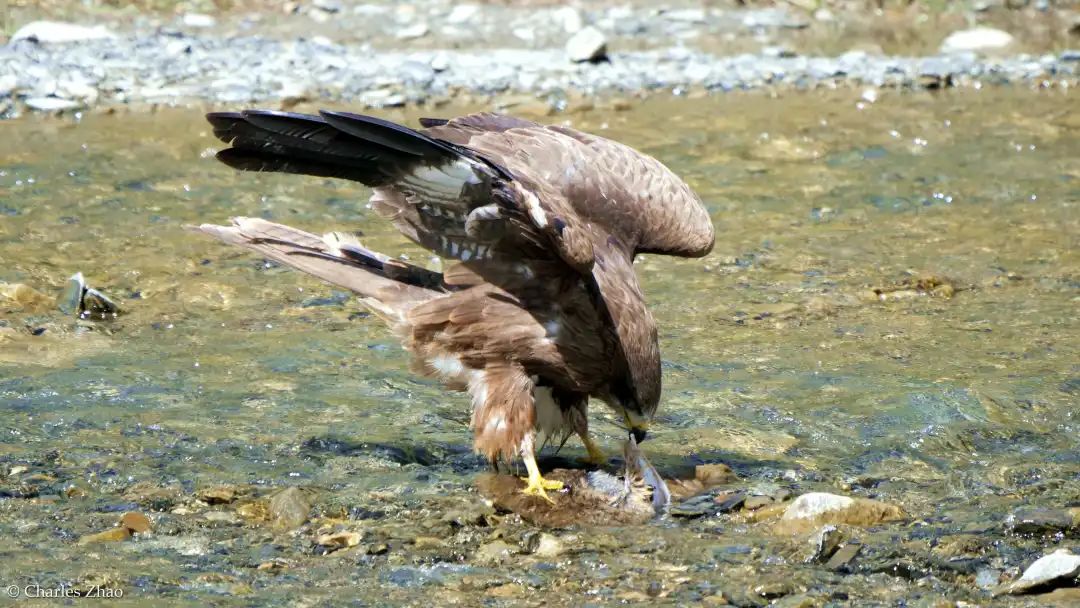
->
[1, 89, 1077, 605]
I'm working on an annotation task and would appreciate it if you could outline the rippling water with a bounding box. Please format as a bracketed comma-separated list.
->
[1, 89, 1077, 604]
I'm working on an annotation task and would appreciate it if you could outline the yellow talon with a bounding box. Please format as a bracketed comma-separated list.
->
[520, 450, 563, 503]
[579, 434, 607, 467]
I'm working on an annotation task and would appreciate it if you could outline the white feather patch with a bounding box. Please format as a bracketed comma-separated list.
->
[522, 190, 548, 228]
[405, 159, 480, 200]
[430, 354, 465, 379]
[533, 386, 565, 438]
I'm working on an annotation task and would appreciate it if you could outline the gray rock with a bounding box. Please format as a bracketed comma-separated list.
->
[1005, 507, 1078, 536]
[11, 21, 116, 44]
[566, 26, 607, 63]
[996, 549, 1080, 596]
[550, 6, 583, 33]
[782, 492, 854, 520]
[940, 28, 1014, 54]
[396, 23, 429, 40]
[398, 60, 435, 86]
[524, 532, 566, 558]
[474, 540, 515, 565]
[825, 543, 861, 570]
[807, 525, 843, 563]
[269, 487, 311, 529]
[430, 53, 451, 72]
[446, 5, 480, 25]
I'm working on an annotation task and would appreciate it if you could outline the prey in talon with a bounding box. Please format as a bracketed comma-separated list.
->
[195, 110, 714, 502]
[614, 434, 672, 515]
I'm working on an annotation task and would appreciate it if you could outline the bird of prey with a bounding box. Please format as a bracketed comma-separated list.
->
[198, 110, 714, 502]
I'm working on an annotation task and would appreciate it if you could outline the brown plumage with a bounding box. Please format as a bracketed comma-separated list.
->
[197, 110, 714, 501]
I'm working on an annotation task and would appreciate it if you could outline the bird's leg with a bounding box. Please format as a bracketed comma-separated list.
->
[578, 430, 607, 467]
[520, 445, 563, 503]
[520, 452, 563, 503]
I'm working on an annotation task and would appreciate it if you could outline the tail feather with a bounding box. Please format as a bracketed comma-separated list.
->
[198, 217, 442, 315]
[206, 110, 469, 190]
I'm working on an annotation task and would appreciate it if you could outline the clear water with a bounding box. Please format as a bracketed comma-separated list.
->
[1, 89, 1077, 604]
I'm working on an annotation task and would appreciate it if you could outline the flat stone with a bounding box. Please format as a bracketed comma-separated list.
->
[996, 549, 1080, 596]
[396, 23, 429, 40]
[566, 26, 607, 63]
[1006, 507, 1079, 536]
[197, 486, 238, 505]
[825, 543, 861, 570]
[12, 21, 116, 44]
[182, 14, 217, 28]
[78, 527, 131, 545]
[23, 97, 81, 111]
[940, 28, 1014, 54]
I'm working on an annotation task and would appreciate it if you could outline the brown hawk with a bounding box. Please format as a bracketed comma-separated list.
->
[198, 110, 714, 501]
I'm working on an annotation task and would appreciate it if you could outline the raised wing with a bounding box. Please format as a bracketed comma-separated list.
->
[424, 114, 715, 260]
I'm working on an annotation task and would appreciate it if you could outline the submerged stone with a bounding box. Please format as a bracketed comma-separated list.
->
[269, 487, 312, 529]
[78, 526, 131, 545]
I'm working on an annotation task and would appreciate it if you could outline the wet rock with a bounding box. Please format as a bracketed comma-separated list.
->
[12, 21, 116, 44]
[825, 543, 861, 570]
[784, 492, 852, 519]
[203, 510, 240, 526]
[744, 495, 774, 511]
[316, 531, 362, 553]
[806, 525, 843, 563]
[78, 526, 131, 545]
[0, 283, 52, 313]
[995, 549, 1080, 596]
[524, 532, 565, 558]
[941, 28, 1014, 54]
[696, 463, 738, 486]
[269, 487, 311, 529]
[474, 540, 515, 565]
[566, 26, 607, 63]
[197, 485, 238, 505]
[120, 512, 151, 534]
[364, 542, 389, 555]
[781, 492, 904, 529]
[1005, 507, 1080, 537]
[411, 536, 445, 549]
[668, 463, 738, 499]
[122, 483, 180, 512]
[441, 504, 494, 527]
[58, 272, 121, 320]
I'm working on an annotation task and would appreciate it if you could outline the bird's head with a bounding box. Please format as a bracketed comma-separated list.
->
[606, 376, 657, 444]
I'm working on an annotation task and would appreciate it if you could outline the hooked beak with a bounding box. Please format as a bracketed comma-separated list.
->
[624, 411, 650, 443]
